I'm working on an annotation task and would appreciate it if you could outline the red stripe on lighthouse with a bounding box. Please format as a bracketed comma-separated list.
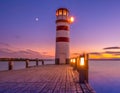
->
[56, 37, 69, 42]
[56, 19, 69, 23]
[56, 26, 69, 31]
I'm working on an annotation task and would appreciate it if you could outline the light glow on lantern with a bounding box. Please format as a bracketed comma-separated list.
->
[80, 57, 84, 66]
[69, 16, 74, 23]
[71, 59, 73, 63]
[73, 59, 75, 63]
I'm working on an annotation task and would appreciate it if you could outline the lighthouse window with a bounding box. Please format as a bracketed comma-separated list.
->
[59, 10, 62, 15]
[63, 10, 66, 15]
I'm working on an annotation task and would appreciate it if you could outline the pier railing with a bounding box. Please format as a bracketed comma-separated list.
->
[70, 53, 96, 93]
[70, 54, 88, 83]
[0, 58, 54, 70]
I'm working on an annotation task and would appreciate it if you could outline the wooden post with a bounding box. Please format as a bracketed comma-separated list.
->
[78, 53, 89, 83]
[8, 61, 13, 70]
[70, 58, 72, 66]
[79, 69, 85, 83]
[73, 58, 77, 70]
[42, 60, 44, 65]
[84, 53, 89, 83]
[36, 60, 39, 66]
[77, 57, 80, 71]
[26, 60, 29, 68]
[72, 58, 75, 67]
[70, 59, 72, 66]
[74, 58, 77, 70]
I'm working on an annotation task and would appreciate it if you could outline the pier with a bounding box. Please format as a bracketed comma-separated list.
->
[0, 65, 95, 93]
[0, 55, 96, 93]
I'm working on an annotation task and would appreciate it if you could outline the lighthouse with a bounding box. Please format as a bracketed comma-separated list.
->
[55, 8, 72, 64]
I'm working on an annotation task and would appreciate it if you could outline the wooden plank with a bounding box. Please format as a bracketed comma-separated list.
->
[0, 65, 94, 93]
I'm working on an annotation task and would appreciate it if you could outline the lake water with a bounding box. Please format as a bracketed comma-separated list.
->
[89, 60, 120, 93]
[0, 60, 120, 93]
[0, 61, 55, 70]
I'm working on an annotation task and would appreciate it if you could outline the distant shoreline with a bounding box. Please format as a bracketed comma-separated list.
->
[89, 59, 120, 61]
[0, 58, 120, 61]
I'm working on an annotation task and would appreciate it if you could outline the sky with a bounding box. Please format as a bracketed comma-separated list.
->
[0, 0, 120, 59]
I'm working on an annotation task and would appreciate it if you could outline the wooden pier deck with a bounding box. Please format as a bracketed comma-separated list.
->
[0, 65, 95, 93]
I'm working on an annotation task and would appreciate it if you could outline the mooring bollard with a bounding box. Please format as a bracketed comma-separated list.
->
[26, 60, 29, 68]
[8, 61, 13, 70]
[36, 60, 39, 66]
[42, 60, 44, 65]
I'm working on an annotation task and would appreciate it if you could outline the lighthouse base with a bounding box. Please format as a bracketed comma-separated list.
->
[55, 58, 70, 65]
[66, 58, 70, 64]
[55, 58, 59, 65]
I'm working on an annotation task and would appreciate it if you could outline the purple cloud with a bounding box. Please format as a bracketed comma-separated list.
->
[103, 46, 120, 50]
[89, 51, 120, 56]
[104, 51, 120, 55]
[89, 52, 101, 55]
[0, 48, 53, 59]
[72, 53, 81, 55]
[0, 42, 11, 48]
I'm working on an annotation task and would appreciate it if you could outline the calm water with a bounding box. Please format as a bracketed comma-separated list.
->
[0, 60, 120, 93]
[0, 61, 55, 70]
[89, 60, 120, 93]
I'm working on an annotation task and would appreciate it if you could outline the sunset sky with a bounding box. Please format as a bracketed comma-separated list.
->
[0, 0, 120, 59]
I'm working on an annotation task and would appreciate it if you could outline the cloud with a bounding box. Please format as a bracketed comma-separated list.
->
[0, 48, 13, 53]
[72, 53, 81, 55]
[89, 52, 101, 55]
[89, 51, 120, 56]
[103, 46, 120, 50]
[15, 35, 21, 39]
[0, 42, 11, 48]
[42, 52, 48, 54]
[0, 48, 53, 59]
[104, 51, 120, 55]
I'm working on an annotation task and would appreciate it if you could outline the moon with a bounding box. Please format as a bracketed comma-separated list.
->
[35, 17, 39, 21]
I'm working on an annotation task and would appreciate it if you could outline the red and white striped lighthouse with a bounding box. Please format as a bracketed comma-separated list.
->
[55, 8, 71, 64]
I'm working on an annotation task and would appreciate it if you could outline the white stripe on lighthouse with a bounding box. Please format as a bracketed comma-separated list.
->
[56, 42, 69, 63]
[56, 31, 69, 37]
[56, 22, 69, 27]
